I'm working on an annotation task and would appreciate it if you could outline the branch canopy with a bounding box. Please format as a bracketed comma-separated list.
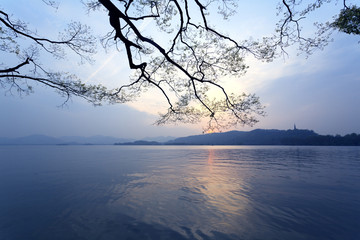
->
[1, 0, 359, 131]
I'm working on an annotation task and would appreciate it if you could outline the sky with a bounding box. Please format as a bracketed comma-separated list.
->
[1, 0, 360, 139]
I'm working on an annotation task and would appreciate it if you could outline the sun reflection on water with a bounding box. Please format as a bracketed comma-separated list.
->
[107, 147, 253, 237]
[201, 148, 251, 215]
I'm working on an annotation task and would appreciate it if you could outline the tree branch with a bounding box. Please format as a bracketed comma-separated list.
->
[0, 58, 30, 73]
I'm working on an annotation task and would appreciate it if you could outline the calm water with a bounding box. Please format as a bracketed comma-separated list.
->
[0, 145, 360, 240]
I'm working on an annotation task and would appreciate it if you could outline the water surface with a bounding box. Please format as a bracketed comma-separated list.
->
[0, 145, 359, 239]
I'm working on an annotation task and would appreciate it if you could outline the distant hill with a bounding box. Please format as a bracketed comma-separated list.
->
[166, 129, 318, 145]
[165, 129, 360, 146]
[141, 136, 176, 143]
[1, 129, 359, 146]
[115, 140, 161, 145]
[0, 135, 134, 145]
[58, 135, 134, 145]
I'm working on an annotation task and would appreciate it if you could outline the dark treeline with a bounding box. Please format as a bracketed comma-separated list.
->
[164, 129, 360, 146]
[281, 133, 360, 146]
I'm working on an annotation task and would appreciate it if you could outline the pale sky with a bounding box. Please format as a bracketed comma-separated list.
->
[1, 0, 360, 139]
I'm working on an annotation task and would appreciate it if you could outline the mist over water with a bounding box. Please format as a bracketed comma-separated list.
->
[1, 145, 360, 240]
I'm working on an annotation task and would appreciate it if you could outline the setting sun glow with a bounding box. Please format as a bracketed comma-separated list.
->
[205, 129, 216, 134]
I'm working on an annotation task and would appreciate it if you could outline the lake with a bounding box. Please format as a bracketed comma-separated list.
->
[0, 145, 359, 240]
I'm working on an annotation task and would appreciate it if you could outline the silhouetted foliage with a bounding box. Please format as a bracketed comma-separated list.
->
[332, 5, 360, 35]
[0, 9, 119, 105]
[1, 0, 359, 130]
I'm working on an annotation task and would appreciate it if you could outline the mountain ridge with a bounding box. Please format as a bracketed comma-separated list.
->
[165, 128, 360, 146]
[0, 134, 134, 145]
[1, 128, 360, 146]
[166, 128, 318, 145]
